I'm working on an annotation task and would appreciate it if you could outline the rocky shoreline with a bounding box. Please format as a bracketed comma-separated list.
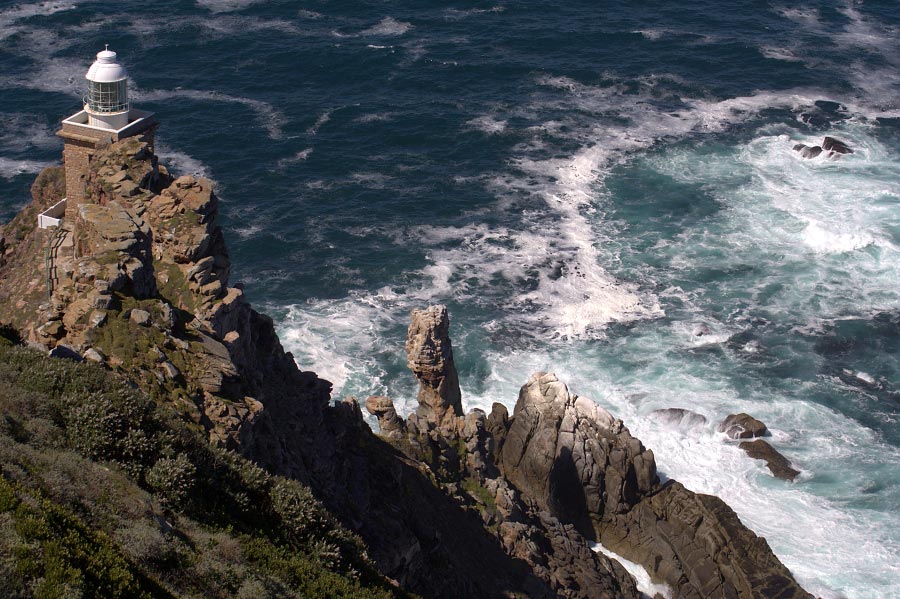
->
[0, 137, 813, 598]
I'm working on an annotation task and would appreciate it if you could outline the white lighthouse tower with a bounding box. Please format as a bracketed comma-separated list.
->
[84, 45, 130, 130]
[55, 46, 157, 217]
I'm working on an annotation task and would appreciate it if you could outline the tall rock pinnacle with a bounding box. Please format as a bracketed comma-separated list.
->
[405, 305, 463, 431]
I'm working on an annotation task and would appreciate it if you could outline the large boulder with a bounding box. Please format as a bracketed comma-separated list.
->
[600, 481, 812, 599]
[405, 305, 464, 432]
[499, 372, 658, 536]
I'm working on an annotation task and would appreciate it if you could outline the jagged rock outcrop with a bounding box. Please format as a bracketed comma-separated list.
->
[364, 310, 813, 599]
[365, 395, 407, 441]
[499, 373, 657, 535]
[601, 481, 808, 599]
[406, 305, 464, 433]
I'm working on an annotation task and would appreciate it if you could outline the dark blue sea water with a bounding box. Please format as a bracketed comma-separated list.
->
[2, 1, 899, 596]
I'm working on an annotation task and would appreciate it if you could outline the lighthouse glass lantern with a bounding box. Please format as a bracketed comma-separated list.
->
[84, 46, 130, 130]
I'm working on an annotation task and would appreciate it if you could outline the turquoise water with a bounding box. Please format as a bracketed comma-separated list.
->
[1, 1, 899, 596]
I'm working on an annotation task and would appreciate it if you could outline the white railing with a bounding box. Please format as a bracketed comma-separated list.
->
[38, 197, 67, 229]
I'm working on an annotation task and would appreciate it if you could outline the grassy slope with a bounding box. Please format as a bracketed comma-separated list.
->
[0, 334, 414, 599]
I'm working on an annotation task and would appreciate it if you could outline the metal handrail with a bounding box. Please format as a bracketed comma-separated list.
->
[83, 95, 130, 114]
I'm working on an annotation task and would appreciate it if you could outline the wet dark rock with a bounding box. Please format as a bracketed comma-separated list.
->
[718, 413, 768, 439]
[600, 481, 811, 598]
[800, 145, 823, 159]
[692, 323, 712, 337]
[739, 439, 800, 481]
[823, 136, 853, 154]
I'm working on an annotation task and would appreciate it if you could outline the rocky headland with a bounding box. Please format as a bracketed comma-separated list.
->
[0, 137, 813, 598]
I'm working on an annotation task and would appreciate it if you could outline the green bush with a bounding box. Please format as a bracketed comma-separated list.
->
[66, 392, 159, 480]
[146, 455, 196, 507]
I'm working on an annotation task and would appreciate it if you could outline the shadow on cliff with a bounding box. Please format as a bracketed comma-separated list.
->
[251, 394, 554, 599]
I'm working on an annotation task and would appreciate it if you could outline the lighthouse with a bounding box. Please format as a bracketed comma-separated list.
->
[55, 46, 157, 219]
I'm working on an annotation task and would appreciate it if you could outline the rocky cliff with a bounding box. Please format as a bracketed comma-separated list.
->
[369, 307, 813, 599]
[0, 139, 814, 599]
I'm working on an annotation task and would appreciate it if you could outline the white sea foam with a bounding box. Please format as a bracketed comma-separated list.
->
[443, 6, 504, 20]
[191, 15, 301, 35]
[759, 45, 804, 63]
[355, 112, 394, 123]
[0, 0, 78, 41]
[274, 289, 411, 401]
[306, 109, 332, 135]
[800, 220, 876, 254]
[134, 88, 285, 140]
[421, 80, 831, 340]
[0, 156, 53, 179]
[276, 148, 313, 169]
[361, 17, 412, 37]
[0, 114, 57, 153]
[769, 2, 900, 115]
[593, 542, 672, 599]
[195, 0, 265, 13]
[466, 115, 508, 134]
[156, 146, 210, 179]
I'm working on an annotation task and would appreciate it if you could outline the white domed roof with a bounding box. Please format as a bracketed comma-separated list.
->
[85, 47, 127, 83]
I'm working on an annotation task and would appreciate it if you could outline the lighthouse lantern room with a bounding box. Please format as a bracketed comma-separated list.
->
[84, 46, 130, 130]
[54, 46, 157, 219]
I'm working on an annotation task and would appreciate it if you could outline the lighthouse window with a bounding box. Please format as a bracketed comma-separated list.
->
[87, 80, 128, 113]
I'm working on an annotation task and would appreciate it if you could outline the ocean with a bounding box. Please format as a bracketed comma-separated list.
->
[1, 1, 899, 596]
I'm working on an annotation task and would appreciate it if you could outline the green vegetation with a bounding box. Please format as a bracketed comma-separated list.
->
[0, 342, 414, 599]
[154, 260, 198, 316]
[87, 296, 198, 416]
[461, 478, 496, 514]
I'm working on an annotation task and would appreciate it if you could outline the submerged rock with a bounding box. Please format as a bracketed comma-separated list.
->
[800, 145, 823, 159]
[740, 439, 800, 481]
[649, 407, 708, 429]
[793, 136, 853, 159]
